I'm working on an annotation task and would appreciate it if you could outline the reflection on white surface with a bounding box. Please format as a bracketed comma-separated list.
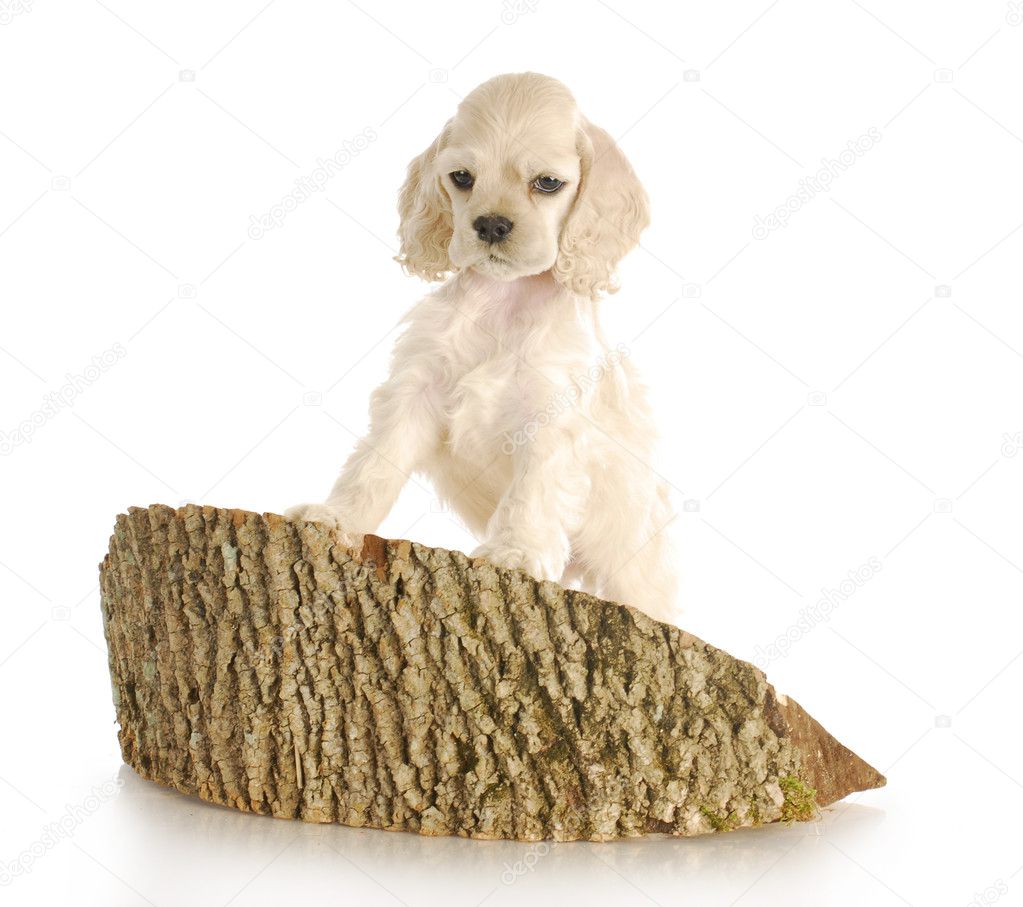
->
[3, 761, 895, 907]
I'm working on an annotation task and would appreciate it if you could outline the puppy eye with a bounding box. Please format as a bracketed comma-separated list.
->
[449, 170, 474, 189]
[533, 175, 564, 194]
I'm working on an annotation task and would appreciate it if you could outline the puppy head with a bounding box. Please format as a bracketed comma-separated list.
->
[396, 72, 649, 300]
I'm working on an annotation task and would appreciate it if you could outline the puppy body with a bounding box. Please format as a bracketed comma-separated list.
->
[288, 73, 679, 623]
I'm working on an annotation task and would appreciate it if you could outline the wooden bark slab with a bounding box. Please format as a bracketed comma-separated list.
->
[98, 504, 885, 841]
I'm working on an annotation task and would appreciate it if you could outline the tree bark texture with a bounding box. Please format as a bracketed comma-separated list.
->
[99, 504, 885, 841]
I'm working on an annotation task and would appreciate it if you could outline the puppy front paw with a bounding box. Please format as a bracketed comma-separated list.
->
[283, 503, 363, 549]
[470, 541, 564, 583]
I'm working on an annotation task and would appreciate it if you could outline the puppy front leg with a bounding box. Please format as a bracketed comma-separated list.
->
[285, 375, 440, 545]
[471, 434, 583, 583]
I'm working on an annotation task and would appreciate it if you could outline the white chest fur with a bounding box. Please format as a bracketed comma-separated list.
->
[420, 270, 602, 464]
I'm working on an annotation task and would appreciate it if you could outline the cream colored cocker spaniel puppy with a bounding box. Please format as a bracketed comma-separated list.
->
[287, 71, 680, 623]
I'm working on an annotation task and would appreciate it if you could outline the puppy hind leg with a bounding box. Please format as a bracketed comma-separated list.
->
[599, 527, 681, 625]
[576, 490, 681, 623]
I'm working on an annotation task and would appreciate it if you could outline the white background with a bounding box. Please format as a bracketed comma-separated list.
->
[2, 1, 1022, 904]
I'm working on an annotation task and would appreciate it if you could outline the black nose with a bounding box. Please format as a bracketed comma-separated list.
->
[473, 214, 513, 244]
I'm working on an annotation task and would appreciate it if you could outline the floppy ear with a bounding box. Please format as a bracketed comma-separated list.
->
[395, 119, 455, 281]
[553, 116, 650, 300]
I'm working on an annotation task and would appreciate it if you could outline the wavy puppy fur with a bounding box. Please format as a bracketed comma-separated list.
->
[287, 72, 677, 625]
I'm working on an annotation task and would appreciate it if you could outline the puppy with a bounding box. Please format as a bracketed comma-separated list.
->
[287, 72, 679, 623]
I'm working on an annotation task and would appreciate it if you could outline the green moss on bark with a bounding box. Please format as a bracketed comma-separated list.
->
[779, 775, 818, 823]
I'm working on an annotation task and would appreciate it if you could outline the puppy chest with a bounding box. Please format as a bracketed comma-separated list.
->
[442, 358, 532, 460]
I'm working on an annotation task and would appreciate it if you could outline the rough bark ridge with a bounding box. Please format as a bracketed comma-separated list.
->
[99, 504, 885, 841]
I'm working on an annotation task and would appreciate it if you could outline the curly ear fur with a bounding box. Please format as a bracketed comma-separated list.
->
[553, 117, 650, 300]
[396, 120, 454, 281]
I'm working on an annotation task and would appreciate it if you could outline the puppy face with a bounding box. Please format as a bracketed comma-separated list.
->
[397, 72, 650, 300]
[435, 87, 582, 280]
